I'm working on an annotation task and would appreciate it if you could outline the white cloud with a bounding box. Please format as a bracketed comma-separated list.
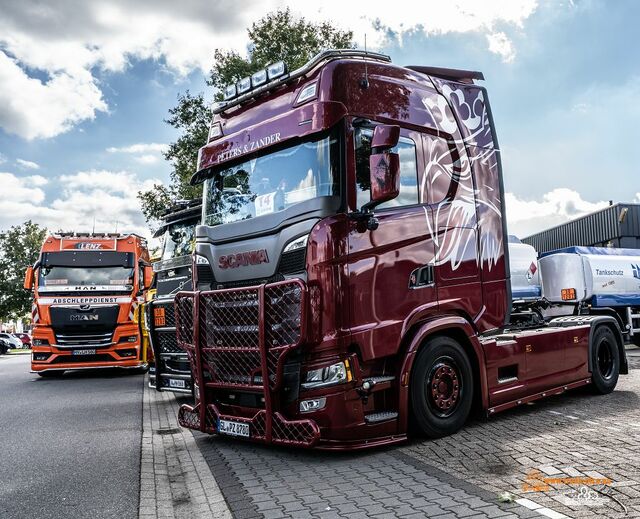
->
[134, 154, 160, 165]
[106, 143, 168, 154]
[635, 193, 640, 203]
[0, 51, 107, 140]
[0, 153, 6, 165]
[0, 0, 538, 139]
[0, 169, 158, 238]
[0, 172, 47, 203]
[486, 32, 516, 62]
[16, 158, 40, 170]
[506, 188, 609, 238]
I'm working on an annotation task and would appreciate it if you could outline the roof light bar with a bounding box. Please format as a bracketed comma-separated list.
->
[213, 48, 391, 114]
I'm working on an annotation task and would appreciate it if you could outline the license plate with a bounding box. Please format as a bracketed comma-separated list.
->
[168, 379, 186, 389]
[73, 348, 96, 355]
[218, 419, 250, 438]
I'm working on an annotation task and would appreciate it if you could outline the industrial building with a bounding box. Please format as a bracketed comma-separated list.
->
[523, 202, 640, 253]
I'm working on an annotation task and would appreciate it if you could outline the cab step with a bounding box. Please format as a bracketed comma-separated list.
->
[365, 411, 399, 424]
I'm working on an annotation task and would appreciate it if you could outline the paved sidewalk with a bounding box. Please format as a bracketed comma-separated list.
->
[139, 378, 232, 519]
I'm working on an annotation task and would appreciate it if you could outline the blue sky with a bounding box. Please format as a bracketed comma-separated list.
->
[0, 0, 637, 239]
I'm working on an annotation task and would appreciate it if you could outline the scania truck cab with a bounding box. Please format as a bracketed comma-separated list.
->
[25, 233, 153, 376]
[148, 200, 201, 393]
[176, 49, 628, 449]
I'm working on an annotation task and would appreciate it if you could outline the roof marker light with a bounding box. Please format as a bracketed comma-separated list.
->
[208, 122, 223, 141]
[267, 61, 286, 80]
[237, 76, 251, 94]
[223, 84, 237, 100]
[251, 69, 268, 87]
[295, 82, 317, 105]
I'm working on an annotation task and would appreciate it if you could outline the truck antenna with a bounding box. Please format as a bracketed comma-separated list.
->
[360, 34, 369, 89]
[92, 215, 96, 234]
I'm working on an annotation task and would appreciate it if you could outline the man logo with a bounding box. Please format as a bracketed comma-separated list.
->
[632, 264, 640, 280]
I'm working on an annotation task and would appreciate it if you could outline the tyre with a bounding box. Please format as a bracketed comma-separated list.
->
[591, 326, 620, 394]
[410, 335, 474, 438]
[37, 371, 65, 378]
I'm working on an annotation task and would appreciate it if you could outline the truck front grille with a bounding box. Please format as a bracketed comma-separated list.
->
[55, 332, 113, 348]
[175, 280, 305, 391]
[157, 332, 182, 354]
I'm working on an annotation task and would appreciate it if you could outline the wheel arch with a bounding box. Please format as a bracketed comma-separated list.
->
[397, 315, 489, 432]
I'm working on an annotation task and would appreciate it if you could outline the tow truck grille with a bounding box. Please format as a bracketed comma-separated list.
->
[157, 332, 182, 354]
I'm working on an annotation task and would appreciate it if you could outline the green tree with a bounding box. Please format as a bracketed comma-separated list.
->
[138, 8, 353, 225]
[0, 221, 47, 322]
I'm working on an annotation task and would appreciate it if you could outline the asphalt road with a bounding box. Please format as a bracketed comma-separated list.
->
[0, 354, 144, 519]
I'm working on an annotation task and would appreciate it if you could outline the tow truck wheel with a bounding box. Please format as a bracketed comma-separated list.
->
[590, 326, 620, 394]
[37, 371, 65, 378]
[410, 336, 473, 438]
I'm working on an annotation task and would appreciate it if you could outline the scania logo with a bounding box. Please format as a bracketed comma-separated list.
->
[633, 264, 640, 280]
[70, 314, 99, 321]
[218, 249, 269, 269]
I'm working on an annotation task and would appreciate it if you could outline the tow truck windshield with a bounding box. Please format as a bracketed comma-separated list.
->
[203, 131, 339, 226]
[161, 220, 197, 261]
[38, 266, 135, 292]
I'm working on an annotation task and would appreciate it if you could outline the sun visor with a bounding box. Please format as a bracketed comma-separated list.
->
[41, 251, 134, 268]
[191, 101, 347, 185]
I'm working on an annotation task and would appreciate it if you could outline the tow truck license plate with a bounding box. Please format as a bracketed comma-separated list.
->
[169, 379, 186, 389]
[218, 419, 250, 438]
[73, 349, 96, 355]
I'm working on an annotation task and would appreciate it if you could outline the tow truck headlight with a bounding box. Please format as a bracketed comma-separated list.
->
[195, 255, 210, 265]
[301, 360, 352, 389]
[237, 76, 251, 94]
[267, 61, 287, 80]
[251, 69, 267, 87]
[283, 234, 309, 253]
[295, 82, 317, 105]
[223, 84, 237, 100]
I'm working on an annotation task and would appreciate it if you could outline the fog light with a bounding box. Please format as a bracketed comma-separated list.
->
[119, 335, 137, 343]
[299, 397, 326, 413]
[33, 338, 49, 346]
[33, 352, 51, 361]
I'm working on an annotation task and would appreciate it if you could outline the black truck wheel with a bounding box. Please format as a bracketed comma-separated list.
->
[591, 326, 620, 394]
[410, 336, 473, 438]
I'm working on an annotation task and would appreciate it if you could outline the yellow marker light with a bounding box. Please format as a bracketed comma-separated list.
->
[344, 359, 353, 382]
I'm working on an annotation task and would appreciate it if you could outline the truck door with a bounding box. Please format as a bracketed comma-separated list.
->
[346, 125, 437, 361]
[422, 133, 483, 323]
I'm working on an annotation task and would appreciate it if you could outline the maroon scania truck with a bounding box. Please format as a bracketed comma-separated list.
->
[175, 49, 628, 449]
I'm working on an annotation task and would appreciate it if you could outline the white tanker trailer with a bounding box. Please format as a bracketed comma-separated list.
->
[539, 246, 640, 345]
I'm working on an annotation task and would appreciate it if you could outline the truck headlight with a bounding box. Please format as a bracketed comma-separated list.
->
[301, 360, 352, 389]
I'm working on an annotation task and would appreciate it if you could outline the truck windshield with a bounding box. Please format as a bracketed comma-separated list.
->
[161, 220, 197, 261]
[203, 131, 339, 226]
[38, 266, 135, 292]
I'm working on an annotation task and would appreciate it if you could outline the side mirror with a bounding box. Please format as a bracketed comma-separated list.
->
[24, 266, 34, 291]
[371, 124, 400, 149]
[362, 125, 401, 212]
[144, 265, 154, 290]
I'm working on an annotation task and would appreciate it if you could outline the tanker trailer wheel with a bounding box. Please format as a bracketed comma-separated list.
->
[590, 326, 620, 394]
[410, 336, 473, 438]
